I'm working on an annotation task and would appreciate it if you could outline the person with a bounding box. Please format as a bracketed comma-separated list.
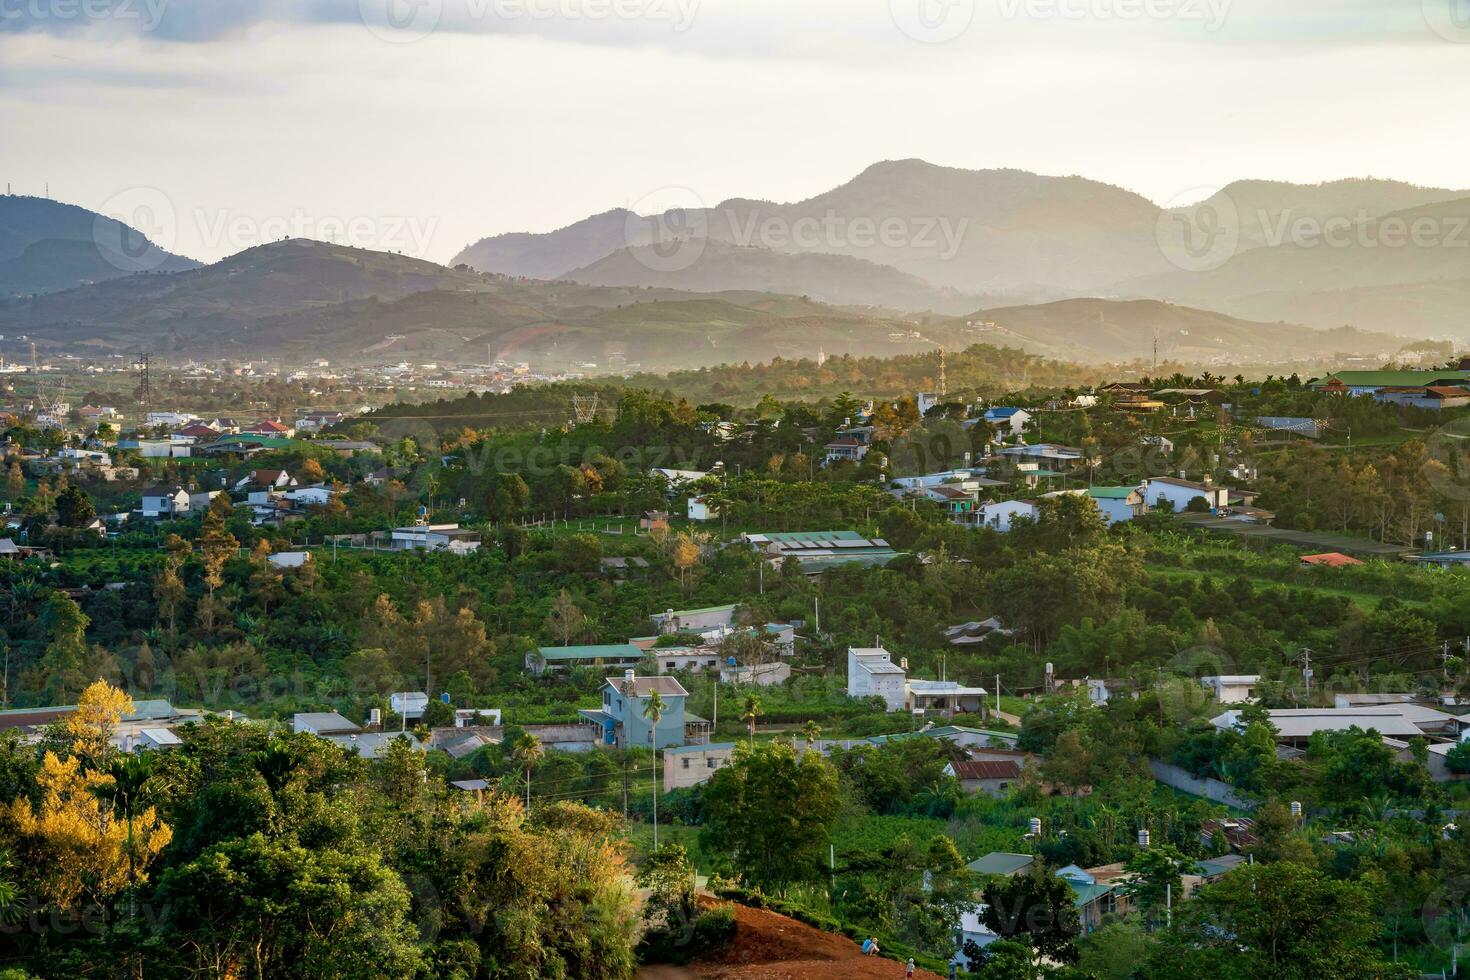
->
[860, 937, 873, 955]
[905, 958, 915, 978]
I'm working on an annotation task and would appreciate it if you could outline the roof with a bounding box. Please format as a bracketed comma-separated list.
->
[1204, 675, 1261, 685]
[295, 711, 360, 733]
[656, 603, 738, 618]
[1087, 486, 1139, 500]
[984, 407, 1024, 418]
[537, 643, 643, 662]
[140, 727, 183, 746]
[1301, 552, 1364, 567]
[952, 760, 1023, 780]
[1145, 476, 1220, 492]
[450, 778, 491, 791]
[664, 741, 738, 756]
[1212, 707, 1425, 738]
[140, 484, 188, 497]
[1313, 370, 1470, 388]
[327, 732, 421, 758]
[967, 852, 1035, 876]
[606, 675, 689, 698]
[1196, 854, 1248, 878]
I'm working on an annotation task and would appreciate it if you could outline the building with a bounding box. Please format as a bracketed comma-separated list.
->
[720, 661, 791, 686]
[687, 494, 718, 521]
[743, 531, 900, 574]
[906, 679, 988, 716]
[267, 551, 313, 569]
[1309, 370, 1470, 396]
[1300, 552, 1363, 568]
[996, 443, 1085, 466]
[663, 741, 737, 791]
[579, 672, 697, 749]
[139, 485, 191, 519]
[389, 524, 481, 554]
[1375, 386, 1470, 410]
[242, 419, 295, 438]
[982, 407, 1031, 438]
[1201, 675, 1260, 704]
[1140, 476, 1229, 513]
[652, 603, 738, 635]
[967, 852, 1036, 878]
[945, 759, 1024, 797]
[848, 647, 906, 712]
[293, 712, 361, 736]
[1210, 706, 1426, 748]
[329, 732, 422, 759]
[977, 499, 1038, 532]
[824, 435, 869, 465]
[529, 643, 642, 676]
[389, 692, 430, 721]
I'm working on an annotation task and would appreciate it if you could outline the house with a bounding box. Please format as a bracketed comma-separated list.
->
[288, 486, 336, 507]
[925, 484, 979, 517]
[267, 551, 312, 569]
[945, 759, 1023, 797]
[295, 411, 348, 433]
[174, 422, 219, 442]
[652, 648, 724, 674]
[242, 419, 295, 438]
[1415, 551, 1470, 569]
[529, 643, 643, 676]
[579, 672, 699, 749]
[145, 411, 196, 428]
[78, 405, 119, 421]
[599, 556, 651, 580]
[906, 679, 988, 716]
[129, 728, 184, 752]
[1300, 552, 1363, 568]
[982, 407, 1031, 438]
[1375, 386, 1470, 410]
[652, 603, 738, 635]
[329, 732, 422, 759]
[848, 647, 906, 712]
[237, 469, 296, 491]
[389, 524, 481, 554]
[663, 741, 737, 791]
[650, 467, 709, 489]
[118, 439, 191, 459]
[389, 692, 430, 721]
[977, 499, 1037, 532]
[1057, 865, 1132, 934]
[824, 435, 869, 465]
[996, 443, 1085, 467]
[720, 661, 791, 686]
[1210, 707, 1426, 748]
[687, 494, 718, 521]
[1140, 475, 1229, 512]
[139, 485, 191, 519]
[639, 510, 671, 532]
[1201, 675, 1260, 704]
[967, 852, 1036, 878]
[293, 711, 361, 736]
[1080, 486, 1145, 525]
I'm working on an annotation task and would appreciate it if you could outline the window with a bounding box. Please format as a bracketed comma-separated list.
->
[707, 759, 719, 769]
[666, 662, 676, 670]
[681, 758, 690, 769]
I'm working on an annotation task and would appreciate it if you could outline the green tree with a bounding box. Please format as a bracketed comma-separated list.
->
[54, 485, 96, 528]
[979, 864, 1081, 965]
[701, 740, 840, 894]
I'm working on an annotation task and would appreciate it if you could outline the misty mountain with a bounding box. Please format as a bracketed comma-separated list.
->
[941, 298, 1404, 365]
[0, 195, 200, 296]
[454, 209, 637, 280]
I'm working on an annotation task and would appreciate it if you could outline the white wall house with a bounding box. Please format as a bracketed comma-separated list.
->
[978, 499, 1038, 532]
[1202, 675, 1260, 704]
[982, 407, 1032, 438]
[1042, 487, 1144, 526]
[1140, 476, 1229, 513]
[140, 486, 191, 519]
[848, 647, 907, 712]
[688, 494, 718, 521]
[390, 524, 482, 553]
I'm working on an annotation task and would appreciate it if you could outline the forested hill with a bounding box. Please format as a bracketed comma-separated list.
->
[360, 343, 1105, 434]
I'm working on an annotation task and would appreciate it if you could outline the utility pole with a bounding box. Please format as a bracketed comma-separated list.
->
[995, 674, 1001, 717]
[1299, 647, 1314, 703]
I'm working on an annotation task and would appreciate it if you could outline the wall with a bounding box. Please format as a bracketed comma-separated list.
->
[1148, 759, 1257, 810]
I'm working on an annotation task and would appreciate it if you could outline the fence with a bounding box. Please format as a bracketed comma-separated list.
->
[1148, 758, 1257, 810]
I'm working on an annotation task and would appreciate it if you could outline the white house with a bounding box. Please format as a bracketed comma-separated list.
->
[978, 499, 1038, 532]
[650, 468, 709, 489]
[848, 647, 906, 712]
[389, 692, 430, 721]
[139, 485, 191, 519]
[288, 486, 336, 507]
[907, 679, 988, 715]
[1140, 476, 1229, 513]
[688, 494, 718, 521]
[389, 524, 482, 554]
[663, 742, 737, 791]
[982, 407, 1032, 438]
[1201, 675, 1260, 704]
[145, 411, 197, 428]
[267, 551, 313, 570]
[1042, 486, 1144, 526]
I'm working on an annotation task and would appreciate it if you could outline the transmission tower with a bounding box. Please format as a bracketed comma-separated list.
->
[571, 392, 600, 425]
[134, 352, 154, 412]
[937, 347, 948, 399]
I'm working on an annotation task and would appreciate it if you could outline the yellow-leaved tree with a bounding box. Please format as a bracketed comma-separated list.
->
[66, 679, 132, 763]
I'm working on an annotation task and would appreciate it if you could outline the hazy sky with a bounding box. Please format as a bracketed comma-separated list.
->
[2, 0, 1468, 263]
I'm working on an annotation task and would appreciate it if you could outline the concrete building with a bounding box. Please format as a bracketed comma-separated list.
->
[389, 524, 481, 554]
[579, 672, 698, 749]
[906, 679, 988, 716]
[663, 741, 737, 791]
[1140, 476, 1229, 513]
[848, 647, 906, 712]
[1201, 675, 1261, 704]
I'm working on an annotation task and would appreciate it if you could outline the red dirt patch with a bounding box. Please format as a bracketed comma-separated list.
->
[685, 901, 946, 980]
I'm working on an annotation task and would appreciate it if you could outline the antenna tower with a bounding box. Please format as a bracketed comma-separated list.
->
[134, 352, 154, 412]
[572, 392, 600, 425]
[938, 347, 948, 399]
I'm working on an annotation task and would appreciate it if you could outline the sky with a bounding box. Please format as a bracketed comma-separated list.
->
[2, 0, 1469, 263]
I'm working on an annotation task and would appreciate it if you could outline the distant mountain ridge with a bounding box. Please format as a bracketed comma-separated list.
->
[0, 195, 200, 296]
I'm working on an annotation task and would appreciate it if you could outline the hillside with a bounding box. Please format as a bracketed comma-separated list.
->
[0, 194, 200, 295]
[939, 298, 1404, 365]
[1126, 196, 1470, 338]
[565, 238, 988, 314]
[454, 208, 638, 279]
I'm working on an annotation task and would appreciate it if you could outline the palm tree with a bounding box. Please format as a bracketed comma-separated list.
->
[643, 689, 666, 850]
[92, 752, 158, 916]
[740, 693, 764, 744]
[513, 732, 545, 812]
[254, 740, 304, 796]
[801, 719, 821, 748]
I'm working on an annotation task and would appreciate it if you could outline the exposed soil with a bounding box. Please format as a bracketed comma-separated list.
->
[636, 901, 946, 980]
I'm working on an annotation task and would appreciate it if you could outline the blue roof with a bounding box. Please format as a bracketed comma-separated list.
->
[985, 407, 1022, 419]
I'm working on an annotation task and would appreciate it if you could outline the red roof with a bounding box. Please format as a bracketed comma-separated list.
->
[1428, 386, 1470, 398]
[176, 424, 218, 437]
[1301, 552, 1363, 568]
[248, 420, 290, 432]
[952, 760, 1023, 781]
